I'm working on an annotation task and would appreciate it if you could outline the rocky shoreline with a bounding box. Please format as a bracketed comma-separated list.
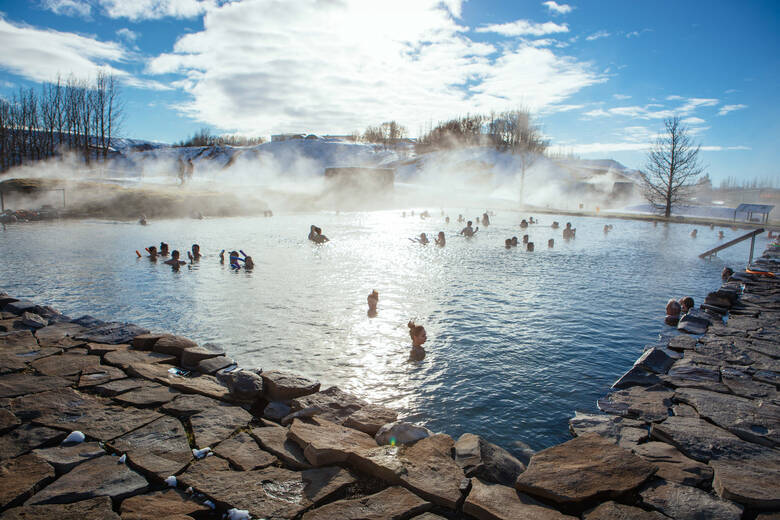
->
[0, 245, 778, 519]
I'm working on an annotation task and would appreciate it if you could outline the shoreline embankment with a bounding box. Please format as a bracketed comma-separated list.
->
[0, 244, 778, 519]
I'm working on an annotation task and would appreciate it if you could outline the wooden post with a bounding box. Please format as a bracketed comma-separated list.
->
[749, 235, 756, 265]
[0, 191, 4, 212]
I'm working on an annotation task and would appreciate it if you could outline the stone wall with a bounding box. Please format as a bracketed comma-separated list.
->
[0, 243, 777, 518]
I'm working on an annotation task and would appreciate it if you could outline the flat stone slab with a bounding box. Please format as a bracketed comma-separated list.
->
[568, 412, 648, 449]
[640, 480, 743, 520]
[109, 415, 192, 478]
[596, 384, 673, 422]
[0, 453, 55, 509]
[93, 378, 155, 397]
[84, 342, 130, 355]
[251, 425, 312, 469]
[302, 486, 431, 520]
[113, 383, 181, 407]
[32, 442, 106, 473]
[0, 330, 39, 350]
[351, 434, 466, 509]
[0, 407, 21, 433]
[26, 454, 148, 505]
[650, 415, 774, 463]
[0, 424, 66, 461]
[179, 456, 356, 519]
[76, 365, 127, 389]
[120, 489, 211, 519]
[515, 433, 657, 505]
[213, 431, 277, 470]
[711, 458, 780, 509]
[34, 322, 87, 348]
[2, 496, 119, 519]
[75, 322, 150, 345]
[190, 403, 253, 448]
[0, 373, 73, 398]
[344, 403, 398, 436]
[454, 433, 525, 487]
[464, 478, 575, 520]
[583, 500, 668, 520]
[197, 355, 235, 375]
[159, 393, 220, 418]
[131, 333, 169, 350]
[30, 354, 101, 378]
[180, 345, 223, 369]
[152, 335, 198, 357]
[721, 367, 780, 403]
[261, 370, 320, 400]
[675, 387, 780, 447]
[167, 373, 230, 401]
[668, 335, 698, 351]
[632, 441, 713, 487]
[288, 416, 378, 466]
[11, 387, 162, 441]
[290, 386, 367, 424]
[611, 365, 663, 389]
[634, 347, 676, 374]
[103, 349, 177, 368]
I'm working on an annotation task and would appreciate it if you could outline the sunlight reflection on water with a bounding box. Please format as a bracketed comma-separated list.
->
[0, 211, 767, 453]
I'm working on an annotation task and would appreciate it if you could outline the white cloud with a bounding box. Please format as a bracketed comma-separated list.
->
[542, 1, 573, 15]
[665, 95, 683, 101]
[682, 117, 706, 125]
[97, 0, 215, 20]
[40, 0, 91, 18]
[116, 28, 138, 42]
[678, 97, 718, 114]
[700, 145, 751, 151]
[570, 142, 750, 154]
[718, 104, 747, 116]
[586, 30, 610, 41]
[146, 0, 603, 135]
[477, 19, 569, 37]
[583, 96, 719, 121]
[613, 94, 631, 100]
[626, 29, 651, 38]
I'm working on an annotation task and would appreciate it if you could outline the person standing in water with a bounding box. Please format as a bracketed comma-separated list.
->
[460, 221, 477, 237]
[188, 244, 202, 262]
[435, 231, 446, 247]
[367, 290, 379, 318]
[408, 320, 427, 361]
[308, 225, 329, 243]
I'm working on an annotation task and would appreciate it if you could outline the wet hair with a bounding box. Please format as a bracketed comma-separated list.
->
[368, 290, 379, 302]
[505, 238, 512, 247]
[680, 296, 694, 311]
[721, 267, 733, 280]
[192, 244, 200, 250]
[666, 299, 681, 316]
[467, 221, 472, 226]
[160, 242, 169, 249]
[148, 246, 157, 253]
[408, 320, 425, 340]
[171, 250, 180, 258]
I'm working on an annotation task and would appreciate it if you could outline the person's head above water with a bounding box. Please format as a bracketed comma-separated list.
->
[171, 250, 180, 260]
[666, 299, 681, 316]
[160, 242, 169, 252]
[505, 238, 512, 249]
[679, 296, 694, 313]
[721, 267, 733, 281]
[408, 321, 427, 347]
[467, 220, 472, 226]
[192, 244, 200, 253]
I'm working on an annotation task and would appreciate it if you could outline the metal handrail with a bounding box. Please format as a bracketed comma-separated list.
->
[699, 228, 765, 263]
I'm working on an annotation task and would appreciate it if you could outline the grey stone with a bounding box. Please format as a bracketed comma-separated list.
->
[2, 496, 119, 520]
[289, 386, 367, 425]
[3, 300, 37, 315]
[0, 407, 21, 433]
[301, 486, 431, 520]
[196, 355, 234, 375]
[160, 393, 221, 416]
[120, 489, 211, 519]
[596, 384, 673, 422]
[634, 347, 676, 374]
[30, 354, 101, 378]
[221, 369, 264, 402]
[343, 404, 399, 436]
[568, 412, 647, 449]
[264, 400, 291, 421]
[261, 370, 320, 401]
[464, 479, 576, 520]
[754, 369, 780, 386]
[0, 453, 55, 510]
[454, 433, 525, 486]
[152, 335, 197, 357]
[109, 415, 192, 477]
[76, 322, 150, 345]
[113, 383, 181, 407]
[251, 425, 312, 469]
[668, 335, 698, 351]
[288, 416, 378, 466]
[0, 423, 65, 461]
[190, 403, 252, 448]
[180, 346, 222, 369]
[76, 365, 127, 389]
[375, 421, 433, 446]
[20, 312, 47, 329]
[26, 454, 148, 505]
[632, 441, 713, 487]
[583, 501, 666, 520]
[672, 403, 699, 417]
[213, 431, 277, 470]
[32, 442, 106, 473]
[640, 480, 743, 520]
[515, 433, 656, 505]
[678, 313, 709, 334]
[711, 457, 780, 509]
[93, 378, 155, 397]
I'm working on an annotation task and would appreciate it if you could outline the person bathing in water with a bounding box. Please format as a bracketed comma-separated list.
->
[164, 250, 186, 268]
[408, 320, 427, 361]
[460, 221, 478, 237]
[367, 290, 379, 317]
[435, 231, 445, 247]
[188, 244, 201, 262]
[160, 242, 170, 256]
[308, 225, 329, 244]
[415, 233, 429, 245]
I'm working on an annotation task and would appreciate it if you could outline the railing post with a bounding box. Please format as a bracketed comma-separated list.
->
[749, 234, 756, 265]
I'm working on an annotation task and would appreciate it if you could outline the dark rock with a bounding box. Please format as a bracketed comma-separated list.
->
[301, 486, 431, 520]
[289, 386, 366, 424]
[597, 384, 673, 422]
[639, 479, 743, 520]
[250, 425, 312, 469]
[11, 387, 161, 441]
[612, 365, 662, 389]
[221, 369, 264, 402]
[120, 489, 211, 519]
[3, 300, 37, 315]
[179, 456, 356, 519]
[705, 291, 735, 309]
[103, 349, 177, 369]
[632, 442, 713, 487]
[109, 415, 192, 478]
[32, 442, 105, 473]
[514, 433, 657, 505]
[583, 500, 667, 520]
[0, 373, 73, 398]
[711, 457, 780, 509]
[180, 345, 222, 369]
[668, 335, 698, 351]
[30, 354, 101, 378]
[93, 378, 154, 397]
[196, 355, 235, 375]
[2, 496, 119, 520]
[344, 404, 398, 436]
[76, 322, 150, 345]
[375, 421, 433, 445]
[678, 312, 710, 335]
[754, 369, 780, 386]
[0, 453, 55, 509]
[454, 433, 525, 486]
[76, 365, 127, 389]
[568, 412, 647, 449]
[288, 416, 378, 466]
[152, 335, 197, 357]
[26, 454, 148, 505]
[261, 370, 320, 400]
[190, 403, 252, 448]
[113, 384, 181, 407]
[213, 431, 277, 470]
[263, 400, 291, 421]
[0, 423, 66, 461]
[464, 478, 575, 520]
[130, 333, 169, 350]
[84, 342, 129, 355]
[0, 330, 39, 349]
[633, 347, 676, 374]
[0, 407, 21, 433]
[20, 312, 46, 329]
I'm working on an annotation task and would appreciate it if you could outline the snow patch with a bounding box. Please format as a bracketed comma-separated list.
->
[62, 431, 85, 444]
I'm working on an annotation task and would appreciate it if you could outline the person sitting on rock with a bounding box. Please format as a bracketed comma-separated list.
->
[188, 244, 201, 262]
[665, 299, 681, 326]
[679, 296, 694, 314]
[164, 250, 186, 268]
[160, 242, 170, 256]
[721, 267, 734, 281]
[435, 231, 446, 247]
[308, 225, 329, 244]
[460, 221, 477, 237]
[367, 290, 379, 317]
[408, 320, 427, 361]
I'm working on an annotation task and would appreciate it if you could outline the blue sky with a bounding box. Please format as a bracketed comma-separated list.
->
[0, 0, 777, 184]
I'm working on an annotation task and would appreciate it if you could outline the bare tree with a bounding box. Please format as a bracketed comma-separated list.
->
[640, 116, 704, 218]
